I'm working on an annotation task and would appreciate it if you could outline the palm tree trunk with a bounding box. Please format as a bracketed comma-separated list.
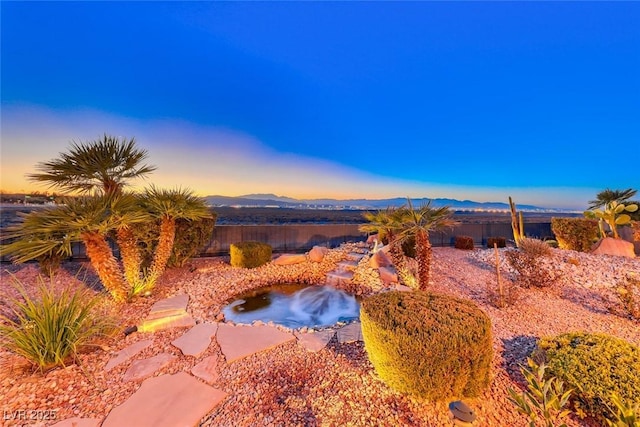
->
[388, 241, 416, 288]
[116, 227, 142, 292]
[145, 217, 176, 290]
[81, 231, 128, 302]
[415, 229, 432, 290]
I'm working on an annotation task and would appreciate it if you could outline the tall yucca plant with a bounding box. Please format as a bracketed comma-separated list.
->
[139, 187, 212, 294]
[395, 199, 458, 290]
[28, 134, 156, 197]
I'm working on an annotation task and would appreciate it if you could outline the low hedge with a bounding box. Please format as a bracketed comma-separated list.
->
[551, 218, 599, 252]
[360, 291, 493, 401]
[454, 236, 474, 250]
[230, 241, 272, 268]
[537, 332, 640, 422]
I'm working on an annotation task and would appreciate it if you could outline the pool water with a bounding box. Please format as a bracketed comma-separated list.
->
[222, 283, 360, 329]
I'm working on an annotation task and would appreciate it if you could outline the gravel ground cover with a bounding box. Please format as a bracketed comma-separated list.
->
[1, 244, 638, 427]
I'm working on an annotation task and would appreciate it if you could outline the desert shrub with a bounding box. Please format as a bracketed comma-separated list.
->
[537, 332, 640, 423]
[505, 238, 560, 289]
[129, 215, 216, 269]
[401, 235, 416, 258]
[617, 272, 640, 320]
[168, 215, 216, 267]
[230, 241, 272, 268]
[551, 218, 599, 252]
[454, 235, 475, 250]
[0, 278, 114, 372]
[360, 291, 493, 401]
[487, 237, 506, 249]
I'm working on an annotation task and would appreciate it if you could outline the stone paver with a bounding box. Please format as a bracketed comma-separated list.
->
[191, 355, 220, 384]
[137, 312, 196, 333]
[337, 260, 359, 271]
[172, 322, 219, 357]
[137, 294, 196, 333]
[294, 329, 336, 352]
[123, 353, 177, 382]
[51, 418, 101, 427]
[216, 323, 295, 363]
[337, 322, 363, 343]
[104, 339, 154, 372]
[101, 372, 227, 427]
[147, 294, 189, 319]
[346, 252, 366, 261]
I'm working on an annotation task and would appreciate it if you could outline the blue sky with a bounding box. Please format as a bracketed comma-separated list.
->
[1, 2, 638, 210]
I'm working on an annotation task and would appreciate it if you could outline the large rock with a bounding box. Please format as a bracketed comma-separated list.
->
[309, 246, 329, 262]
[379, 266, 398, 284]
[370, 250, 392, 268]
[273, 253, 307, 265]
[591, 237, 636, 258]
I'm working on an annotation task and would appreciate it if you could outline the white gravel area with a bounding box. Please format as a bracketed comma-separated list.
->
[1, 244, 638, 427]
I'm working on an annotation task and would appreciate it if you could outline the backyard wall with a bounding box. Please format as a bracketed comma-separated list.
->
[3, 222, 555, 261]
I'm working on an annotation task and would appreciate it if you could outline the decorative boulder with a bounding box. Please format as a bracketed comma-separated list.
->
[309, 246, 329, 262]
[370, 250, 392, 268]
[366, 234, 379, 244]
[378, 266, 398, 284]
[273, 253, 307, 265]
[591, 237, 636, 258]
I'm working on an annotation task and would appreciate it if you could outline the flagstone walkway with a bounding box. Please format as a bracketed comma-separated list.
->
[51, 290, 366, 427]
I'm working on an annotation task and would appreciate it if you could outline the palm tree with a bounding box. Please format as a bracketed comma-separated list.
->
[359, 207, 416, 288]
[28, 134, 156, 197]
[395, 199, 459, 291]
[588, 188, 637, 210]
[3, 195, 148, 302]
[139, 187, 213, 294]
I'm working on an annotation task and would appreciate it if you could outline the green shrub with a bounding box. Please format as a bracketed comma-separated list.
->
[487, 237, 506, 249]
[537, 332, 640, 423]
[360, 291, 493, 401]
[551, 218, 599, 252]
[128, 214, 216, 269]
[230, 241, 272, 268]
[454, 235, 475, 250]
[0, 278, 114, 372]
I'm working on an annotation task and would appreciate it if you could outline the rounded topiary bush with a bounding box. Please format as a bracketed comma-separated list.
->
[360, 291, 493, 401]
[537, 332, 640, 421]
[230, 241, 272, 268]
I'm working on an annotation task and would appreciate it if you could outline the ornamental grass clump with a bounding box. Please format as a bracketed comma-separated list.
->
[0, 277, 114, 372]
[360, 291, 493, 401]
[537, 332, 640, 423]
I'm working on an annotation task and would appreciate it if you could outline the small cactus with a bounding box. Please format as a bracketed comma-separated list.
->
[584, 201, 639, 239]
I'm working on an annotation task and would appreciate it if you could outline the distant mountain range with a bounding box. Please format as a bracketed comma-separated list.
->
[205, 193, 570, 212]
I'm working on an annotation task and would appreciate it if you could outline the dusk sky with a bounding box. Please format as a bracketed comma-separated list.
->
[1, 2, 638, 210]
